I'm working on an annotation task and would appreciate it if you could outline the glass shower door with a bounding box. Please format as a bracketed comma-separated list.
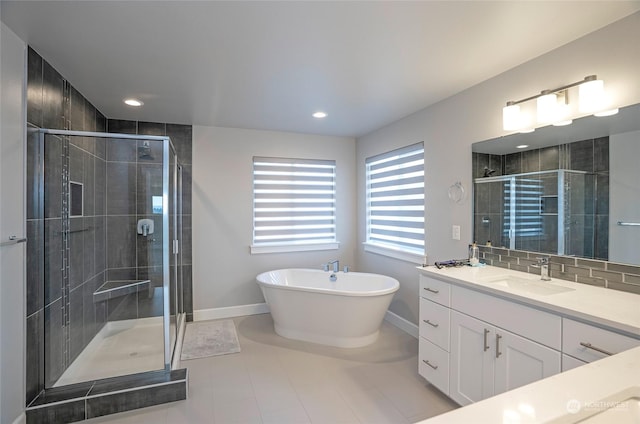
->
[40, 130, 171, 388]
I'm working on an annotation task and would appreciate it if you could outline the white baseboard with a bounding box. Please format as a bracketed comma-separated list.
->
[194, 303, 270, 322]
[193, 304, 417, 340]
[384, 310, 418, 339]
[11, 412, 26, 424]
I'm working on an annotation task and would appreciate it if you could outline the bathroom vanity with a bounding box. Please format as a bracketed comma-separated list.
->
[416, 265, 640, 422]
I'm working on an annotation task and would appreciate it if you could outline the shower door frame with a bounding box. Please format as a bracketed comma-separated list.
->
[37, 128, 178, 374]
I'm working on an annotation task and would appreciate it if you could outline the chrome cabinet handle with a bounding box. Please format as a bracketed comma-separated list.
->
[423, 287, 439, 294]
[0, 236, 27, 247]
[496, 334, 502, 358]
[422, 359, 438, 370]
[579, 342, 614, 356]
[483, 328, 490, 352]
[423, 319, 439, 328]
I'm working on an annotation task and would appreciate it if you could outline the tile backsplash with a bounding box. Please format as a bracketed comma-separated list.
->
[478, 245, 640, 295]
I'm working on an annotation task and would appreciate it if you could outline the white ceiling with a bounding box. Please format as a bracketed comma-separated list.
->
[2, 1, 639, 137]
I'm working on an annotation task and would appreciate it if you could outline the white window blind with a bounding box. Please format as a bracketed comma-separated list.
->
[366, 142, 425, 255]
[252, 157, 337, 248]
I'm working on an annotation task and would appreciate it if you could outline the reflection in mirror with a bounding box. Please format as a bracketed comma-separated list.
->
[472, 103, 640, 266]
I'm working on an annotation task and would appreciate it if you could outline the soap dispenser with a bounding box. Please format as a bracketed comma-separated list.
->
[469, 241, 480, 266]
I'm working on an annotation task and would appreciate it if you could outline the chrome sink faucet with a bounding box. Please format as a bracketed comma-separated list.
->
[535, 257, 551, 281]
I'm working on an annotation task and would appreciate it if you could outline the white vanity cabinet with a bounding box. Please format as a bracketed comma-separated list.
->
[418, 268, 640, 407]
[448, 290, 561, 406]
[450, 311, 561, 405]
[419, 270, 564, 406]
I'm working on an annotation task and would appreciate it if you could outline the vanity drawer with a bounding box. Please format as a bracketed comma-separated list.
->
[419, 298, 451, 351]
[419, 337, 449, 395]
[451, 285, 561, 350]
[562, 318, 640, 363]
[419, 274, 451, 307]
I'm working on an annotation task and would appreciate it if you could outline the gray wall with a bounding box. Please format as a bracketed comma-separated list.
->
[609, 130, 640, 264]
[1, 21, 27, 424]
[356, 12, 640, 326]
[191, 13, 640, 324]
[192, 125, 356, 314]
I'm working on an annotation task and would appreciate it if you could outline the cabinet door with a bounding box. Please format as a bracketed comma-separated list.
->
[450, 311, 494, 406]
[494, 330, 560, 396]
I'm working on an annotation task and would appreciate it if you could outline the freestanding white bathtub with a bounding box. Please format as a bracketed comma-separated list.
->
[256, 268, 399, 348]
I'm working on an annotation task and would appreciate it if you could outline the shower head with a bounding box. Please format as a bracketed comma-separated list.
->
[138, 141, 154, 160]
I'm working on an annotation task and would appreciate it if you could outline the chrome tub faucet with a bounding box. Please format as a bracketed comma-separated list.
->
[328, 259, 340, 273]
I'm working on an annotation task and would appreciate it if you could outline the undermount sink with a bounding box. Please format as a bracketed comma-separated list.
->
[551, 386, 640, 423]
[480, 275, 575, 296]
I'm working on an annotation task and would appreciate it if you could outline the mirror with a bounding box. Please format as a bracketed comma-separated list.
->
[472, 103, 640, 266]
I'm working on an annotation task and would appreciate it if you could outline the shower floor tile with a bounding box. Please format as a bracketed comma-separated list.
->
[55, 316, 165, 387]
[84, 313, 458, 423]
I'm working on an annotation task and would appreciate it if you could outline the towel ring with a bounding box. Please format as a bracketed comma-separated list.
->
[448, 181, 465, 203]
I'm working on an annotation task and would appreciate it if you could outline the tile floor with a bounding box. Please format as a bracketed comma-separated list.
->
[85, 313, 458, 423]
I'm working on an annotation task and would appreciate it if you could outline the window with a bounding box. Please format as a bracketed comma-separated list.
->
[365, 142, 425, 261]
[251, 156, 338, 254]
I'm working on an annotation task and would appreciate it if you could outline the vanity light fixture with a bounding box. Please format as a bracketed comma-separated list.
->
[502, 75, 617, 132]
[312, 111, 327, 119]
[124, 98, 144, 107]
[516, 144, 529, 149]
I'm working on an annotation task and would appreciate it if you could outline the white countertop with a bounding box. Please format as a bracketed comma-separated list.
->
[419, 345, 640, 424]
[416, 265, 640, 423]
[417, 265, 640, 336]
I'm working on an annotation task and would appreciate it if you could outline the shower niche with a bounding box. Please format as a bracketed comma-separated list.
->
[27, 129, 187, 421]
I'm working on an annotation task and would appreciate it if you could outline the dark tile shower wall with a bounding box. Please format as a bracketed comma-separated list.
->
[106, 119, 193, 322]
[25, 47, 193, 408]
[26, 45, 109, 398]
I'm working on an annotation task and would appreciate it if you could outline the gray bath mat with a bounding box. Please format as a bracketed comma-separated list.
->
[180, 319, 241, 360]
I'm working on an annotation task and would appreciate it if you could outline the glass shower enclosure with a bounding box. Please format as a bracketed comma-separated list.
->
[474, 169, 600, 258]
[34, 129, 185, 388]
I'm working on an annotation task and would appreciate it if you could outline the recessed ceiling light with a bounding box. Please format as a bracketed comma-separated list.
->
[312, 111, 327, 119]
[516, 144, 529, 149]
[124, 98, 144, 107]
